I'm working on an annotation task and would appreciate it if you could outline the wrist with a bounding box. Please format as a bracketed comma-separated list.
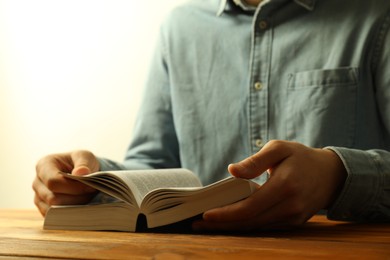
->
[321, 148, 347, 209]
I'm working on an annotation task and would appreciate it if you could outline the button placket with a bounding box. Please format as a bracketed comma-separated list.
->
[249, 10, 271, 153]
[255, 139, 263, 148]
[259, 20, 268, 30]
[254, 81, 263, 90]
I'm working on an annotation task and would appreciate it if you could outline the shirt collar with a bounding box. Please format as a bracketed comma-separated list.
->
[217, 0, 316, 16]
[217, 0, 230, 16]
[294, 0, 316, 11]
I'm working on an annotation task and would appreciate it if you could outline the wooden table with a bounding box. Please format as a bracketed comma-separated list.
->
[0, 209, 389, 259]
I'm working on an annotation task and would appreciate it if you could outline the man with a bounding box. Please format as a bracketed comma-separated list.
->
[33, 0, 390, 231]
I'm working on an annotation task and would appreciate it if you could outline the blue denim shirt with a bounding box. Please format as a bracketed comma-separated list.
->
[99, 0, 390, 222]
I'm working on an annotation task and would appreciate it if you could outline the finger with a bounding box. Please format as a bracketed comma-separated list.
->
[34, 191, 97, 216]
[193, 215, 293, 232]
[194, 196, 313, 232]
[37, 178, 95, 203]
[34, 176, 97, 213]
[40, 151, 98, 193]
[71, 150, 99, 176]
[36, 166, 95, 195]
[34, 194, 49, 216]
[202, 175, 287, 223]
[192, 218, 285, 232]
[229, 140, 293, 179]
[193, 207, 288, 232]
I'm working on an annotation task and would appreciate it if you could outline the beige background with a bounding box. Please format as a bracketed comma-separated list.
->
[0, 0, 186, 208]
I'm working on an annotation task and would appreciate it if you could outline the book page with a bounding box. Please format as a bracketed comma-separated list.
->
[114, 168, 202, 206]
[143, 177, 259, 228]
[61, 169, 202, 207]
[61, 172, 136, 205]
[44, 202, 139, 232]
[141, 177, 258, 212]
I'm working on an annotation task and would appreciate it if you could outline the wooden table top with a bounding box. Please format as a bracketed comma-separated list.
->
[0, 209, 389, 259]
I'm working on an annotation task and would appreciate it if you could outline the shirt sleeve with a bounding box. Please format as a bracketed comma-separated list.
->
[96, 19, 180, 172]
[122, 24, 181, 170]
[97, 157, 127, 171]
[326, 11, 390, 222]
[326, 147, 390, 222]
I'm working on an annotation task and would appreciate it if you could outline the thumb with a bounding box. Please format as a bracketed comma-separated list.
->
[228, 140, 292, 179]
[228, 158, 263, 179]
[70, 150, 99, 176]
[72, 165, 92, 176]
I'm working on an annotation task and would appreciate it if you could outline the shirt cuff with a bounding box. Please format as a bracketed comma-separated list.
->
[324, 146, 382, 221]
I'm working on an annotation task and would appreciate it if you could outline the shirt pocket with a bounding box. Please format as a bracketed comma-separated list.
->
[286, 67, 359, 148]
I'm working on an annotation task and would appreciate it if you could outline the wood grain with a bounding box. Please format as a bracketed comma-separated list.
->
[0, 209, 389, 259]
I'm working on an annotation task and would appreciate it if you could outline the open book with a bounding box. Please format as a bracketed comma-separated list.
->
[43, 168, 258, 232]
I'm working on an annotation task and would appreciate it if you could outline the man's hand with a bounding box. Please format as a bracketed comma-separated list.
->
[193, 140, 347, 231]
[33, 150, 99, 216]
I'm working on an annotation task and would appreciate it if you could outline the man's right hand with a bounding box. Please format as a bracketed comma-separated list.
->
[33, 150, 100, 216]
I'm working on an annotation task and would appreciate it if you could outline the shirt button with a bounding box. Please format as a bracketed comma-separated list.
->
[259, 20, 268, 30]
[254, 82, 263, 90]
[255, 139, 263, 148]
